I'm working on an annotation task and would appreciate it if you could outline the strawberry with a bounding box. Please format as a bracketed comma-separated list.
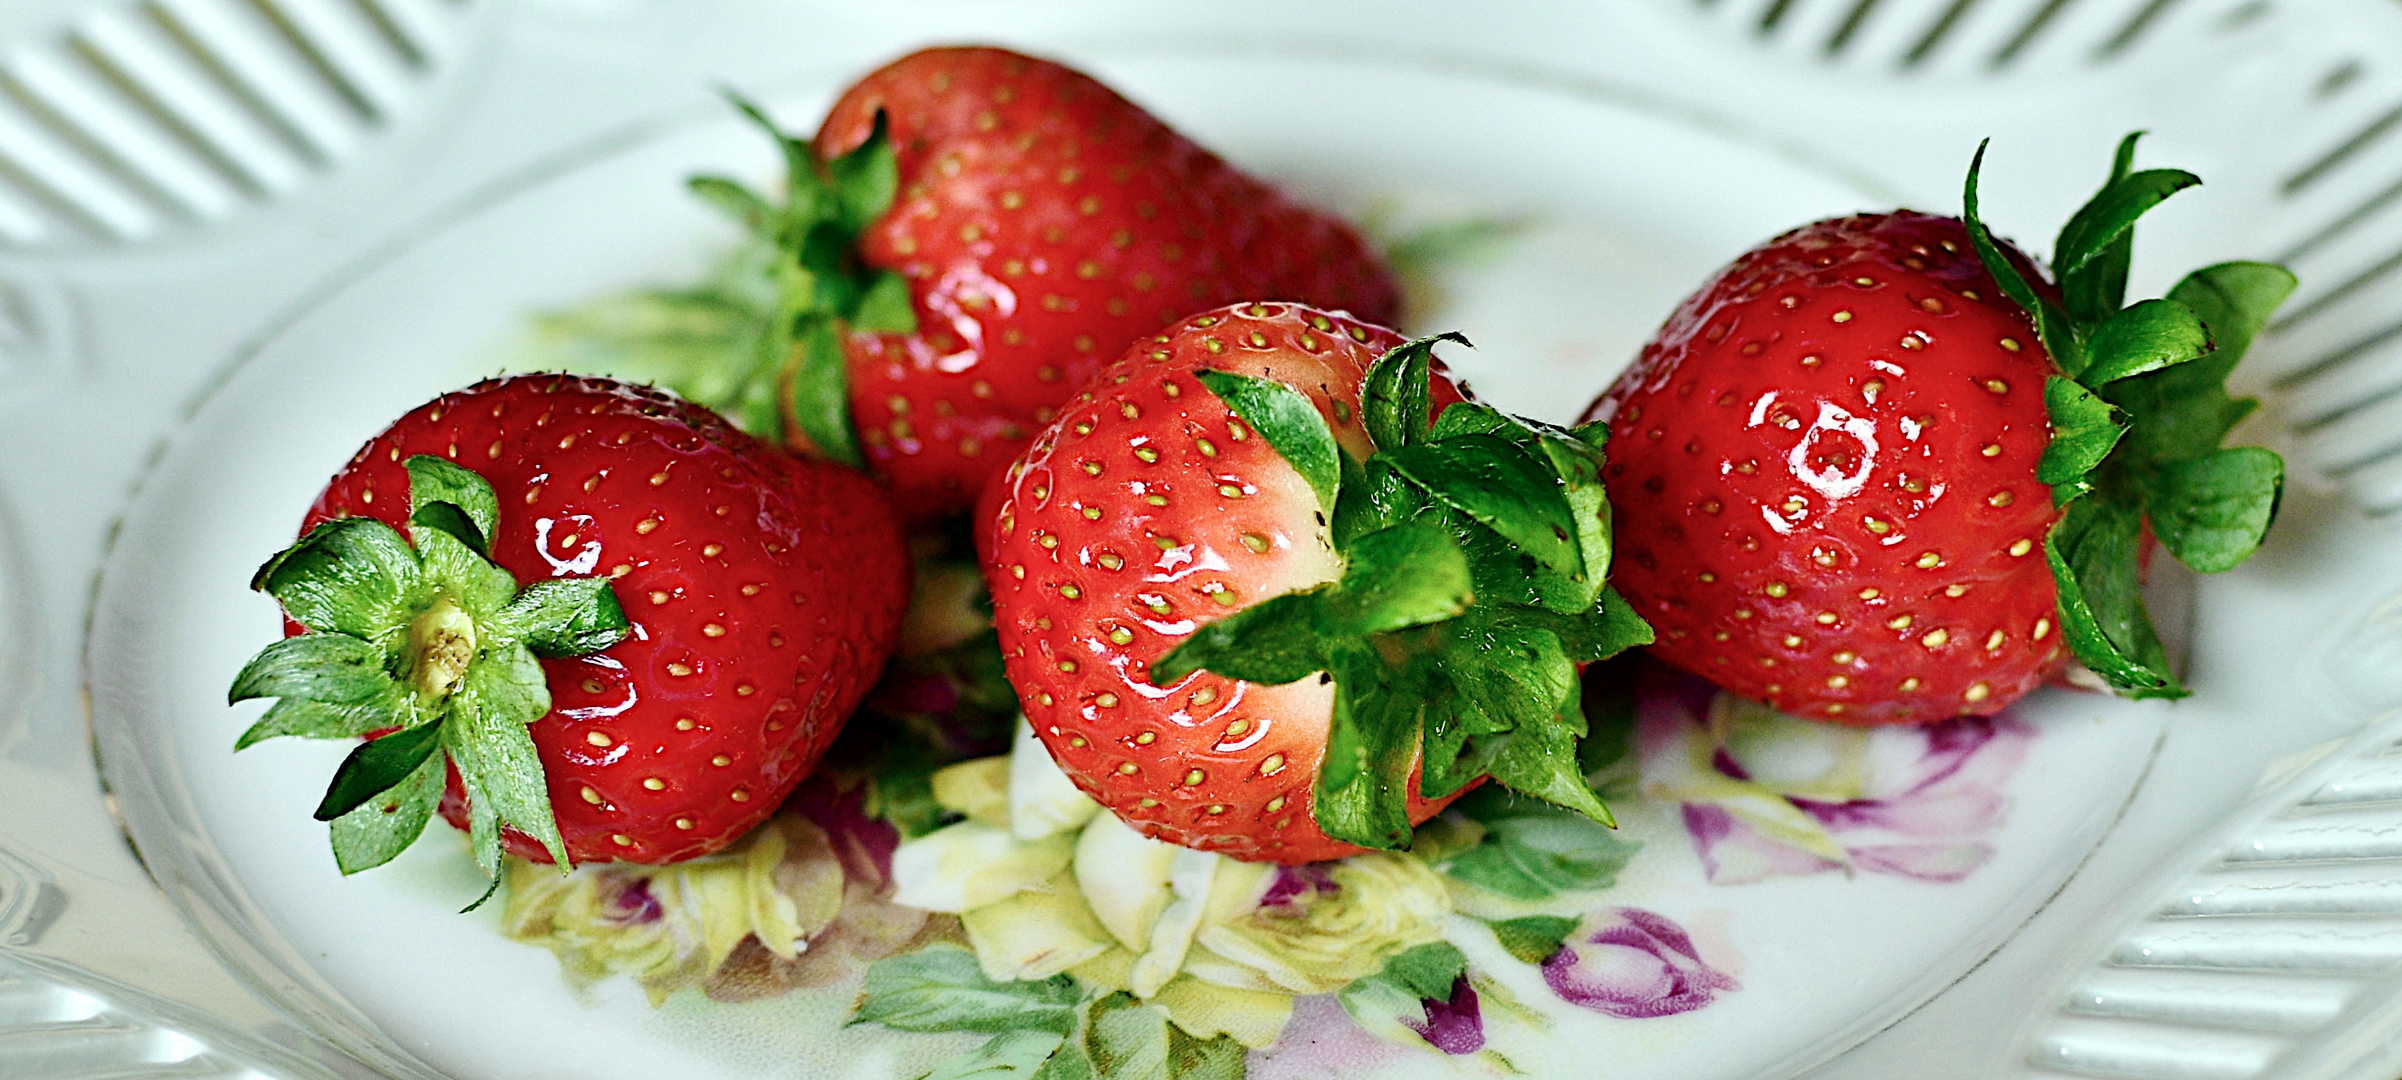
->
[230, 374, 910, 902]
[1583, 136, 2293, 724]
[981, 302, 1649, 863]
[683, 46, 1401, 520]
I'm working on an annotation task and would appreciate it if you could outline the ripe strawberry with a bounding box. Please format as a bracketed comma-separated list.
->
[1585, 136, 2293, 724]
[687, 46, 1401, 520]
[231, 374, 910, 900]
[982, 302, 1648, 863]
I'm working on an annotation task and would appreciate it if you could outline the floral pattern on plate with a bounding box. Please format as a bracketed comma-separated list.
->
[1635, 668, 2032, 886]
[498, 658, 2036, 1079]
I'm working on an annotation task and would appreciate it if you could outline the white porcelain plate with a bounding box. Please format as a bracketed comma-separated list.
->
[89, 42, 2295, 1080]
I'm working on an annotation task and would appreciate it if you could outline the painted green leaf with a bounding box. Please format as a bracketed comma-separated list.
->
[1488, 915, 1578, 965]
[497, 577, 631, 658]
[852, 944, 1082, 1035]
[403, 456, 499, 552]
[1316, 644, 1423, 851]
[1332, 970, 1426, 1047]
[1032, 1044, 1095, 1080]
[2054, 166, 2200, 279]
[925, 1030, 1070, 1080]
[1443, 785, 1638, 900]
[2038, 377, 2128, 489]
[1197, 369, 1342, 517]
[2045, 497, 2184, 697]
[2150, 446, 2284, 574]
[1317, 522, 1474, 637]
[1085, 993, 1167, 1080]
[1373, 941, 1470, 1001]
[1147, 591, 1326, 687]
[1362, 333, 1468, 452]
[1381, 433, 1584, 601]
[328, 750, 444, 875]
[2079, 298, 2213, 386]
[252, 517, 422, 638]
[228, 632, 394, 707]
[312, 718, 443, 822]
[445, 647, 569, 866]
[1076, 992, 1243, 1080]
[1335, 941, 1469, 1048]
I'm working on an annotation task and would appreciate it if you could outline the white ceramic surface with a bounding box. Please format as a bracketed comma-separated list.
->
[40, 1, 2402, 1078]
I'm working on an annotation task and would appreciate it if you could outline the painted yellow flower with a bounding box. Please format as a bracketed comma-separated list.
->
[503, 814, 844, 1004]
[885, 720, 1458, 1048]
[1184, 854, 1452, 996]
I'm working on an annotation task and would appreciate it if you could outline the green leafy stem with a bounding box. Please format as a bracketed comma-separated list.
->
[1963, 134, 2296, 699]
[683, 95, 920, 466]
[1148, 335, 1653, 851]
[230, 456, 630, 907]
[852, 945, 1248, 1080]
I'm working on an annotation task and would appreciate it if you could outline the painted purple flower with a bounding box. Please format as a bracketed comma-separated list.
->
[1542, 908, 1738, 1019]
[1405, 975, 1485, 1054]
[1259, 863, 1339, 911]
[602, 875, 663, 925]
[785, 775, 903, 891]
[1636, 664, 2032, 885]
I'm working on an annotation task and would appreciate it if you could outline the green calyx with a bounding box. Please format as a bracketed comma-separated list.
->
[683, 94, 917, 466]
[1151, 336, 1654, 851]
[1964, 134, 2296, 699]
[231, 456, 631, 905]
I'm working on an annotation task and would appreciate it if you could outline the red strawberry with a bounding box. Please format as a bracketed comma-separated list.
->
[1584, 137, 2292, 724]
[690, 46, 1401, 521]
[982, 302, 1648, 863]
[232, 374, 910, 897]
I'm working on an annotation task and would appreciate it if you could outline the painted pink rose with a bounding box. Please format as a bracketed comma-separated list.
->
[1542, 907, 1738, 1019]
[1636, 663, 2032, 885]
